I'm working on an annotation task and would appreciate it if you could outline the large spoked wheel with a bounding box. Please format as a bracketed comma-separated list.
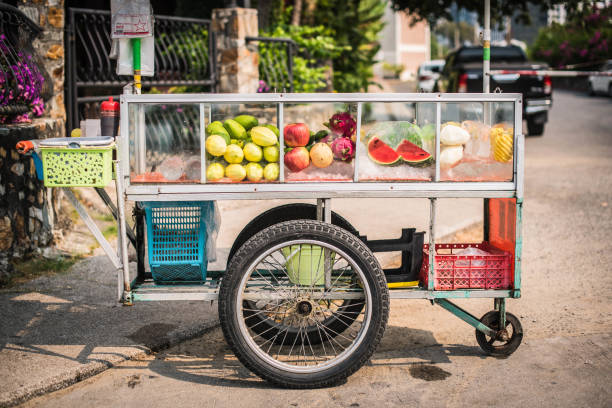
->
[475, 311, 523, 357]
[219, 220, 389, 388]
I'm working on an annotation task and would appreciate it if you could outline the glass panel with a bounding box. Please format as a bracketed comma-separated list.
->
[358, 102, 435, 182]
[205, 103, 280, 183]
[439, 101, 514, 182]
[283, 103, 357, 182]
[129, 103, 201, 184]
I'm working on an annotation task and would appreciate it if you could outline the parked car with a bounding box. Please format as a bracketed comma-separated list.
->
[588, 60, 612, 97]
[417, 60, 445, 92]
[435, 45, 552, 136]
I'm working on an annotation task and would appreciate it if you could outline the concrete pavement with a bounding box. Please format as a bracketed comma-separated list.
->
[14, 89, 612, 407]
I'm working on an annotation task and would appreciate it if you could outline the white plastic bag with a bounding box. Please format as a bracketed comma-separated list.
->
[455, 246, 489, 267]
[114, 36, 155, 77]
[202, 201, 221, 263]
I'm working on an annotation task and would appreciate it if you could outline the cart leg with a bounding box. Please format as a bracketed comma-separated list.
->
[499, 297, 506, 329]
[317, 198, 332, 289]
[434, 299, 496, 337]
[114, 161, 132, 304]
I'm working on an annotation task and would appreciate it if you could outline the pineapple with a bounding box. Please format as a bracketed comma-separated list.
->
[490, 126, 513, 162]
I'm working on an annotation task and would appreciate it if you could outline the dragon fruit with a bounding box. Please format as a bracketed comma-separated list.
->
[326, 112, 356, 139]
[331, 137, 355, 162]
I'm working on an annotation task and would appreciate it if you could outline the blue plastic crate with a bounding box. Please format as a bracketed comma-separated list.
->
[142, 201, 210, 282]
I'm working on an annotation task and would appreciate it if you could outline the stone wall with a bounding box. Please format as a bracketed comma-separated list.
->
[0, 1, 67, 281]
[212, 8, 259, 93]
[19, 0, 65, 122]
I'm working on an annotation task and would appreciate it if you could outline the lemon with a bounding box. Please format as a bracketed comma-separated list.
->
[205, 134, 227, 157]
[263, 163, 279, 181]
[206, 162, 225, 181]
[230, 139, 244, 148]
[243, 142, 263, 162]
[225, 163, 246, 182]
[245, 162, 264, 182]
[224, 144, 244, 164]
[263, 145, 279, 163]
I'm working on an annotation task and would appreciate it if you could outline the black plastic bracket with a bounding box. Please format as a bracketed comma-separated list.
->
[359, 228, 424, 283]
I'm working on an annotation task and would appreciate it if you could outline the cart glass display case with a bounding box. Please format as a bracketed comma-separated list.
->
[121, 93, 522, 199]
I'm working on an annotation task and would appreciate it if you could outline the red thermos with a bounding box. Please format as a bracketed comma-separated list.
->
[100, 97, 119, 137]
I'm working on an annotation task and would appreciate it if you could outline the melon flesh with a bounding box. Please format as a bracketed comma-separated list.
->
[396, 140, 433, 165]
[367, 137, 400, 165]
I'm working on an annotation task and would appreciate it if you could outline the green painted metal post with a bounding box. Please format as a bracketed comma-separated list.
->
[132, 38, 142, 92]
[428, 198, 436, 291]
[499, 297, 506, 329]
[514, 199, 523, 297]
[435, 299, 496, 337]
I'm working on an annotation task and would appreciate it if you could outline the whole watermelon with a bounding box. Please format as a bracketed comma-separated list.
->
[365, 121, 423, 149]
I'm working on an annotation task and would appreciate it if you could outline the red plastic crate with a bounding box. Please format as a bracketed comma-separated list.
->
[420, 243, 512, 290]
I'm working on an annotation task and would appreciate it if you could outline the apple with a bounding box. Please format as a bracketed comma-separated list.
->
[284, 123, 310, 147]
[284, 147, 310, 172]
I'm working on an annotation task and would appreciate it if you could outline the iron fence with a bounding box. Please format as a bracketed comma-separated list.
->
[0, 3, 50, 123]
[246, 36, 295, 93]
[65, 8, 217, 131]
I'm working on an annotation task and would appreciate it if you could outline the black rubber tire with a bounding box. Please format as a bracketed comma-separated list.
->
[527, 120, 545, 137]
[219, 220, 389, 388]
[475, 311, 523, 357]
[227, 203, 359, 266]
[588, 81, 595, 96]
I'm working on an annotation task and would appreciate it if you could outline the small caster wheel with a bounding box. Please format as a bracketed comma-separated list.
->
[475, 311, 523, 357]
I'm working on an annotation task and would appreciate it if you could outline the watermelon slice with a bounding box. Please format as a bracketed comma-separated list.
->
[367, 137, 400, 165]
[396, 140, 433, 166]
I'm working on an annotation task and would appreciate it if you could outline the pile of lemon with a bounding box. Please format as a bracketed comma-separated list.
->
[205, 115, 280, 182]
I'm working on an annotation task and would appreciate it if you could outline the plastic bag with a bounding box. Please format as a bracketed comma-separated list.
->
[365, 121, 424, 149]
[114, 36, 155, 77]
[202, 201, 221, 263]
[455, 246, 489, 267]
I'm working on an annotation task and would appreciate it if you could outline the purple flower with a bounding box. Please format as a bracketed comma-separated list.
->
[579, 49, 588, 57]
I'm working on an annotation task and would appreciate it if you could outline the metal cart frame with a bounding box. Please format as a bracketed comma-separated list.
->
[63, 91, 524, 385]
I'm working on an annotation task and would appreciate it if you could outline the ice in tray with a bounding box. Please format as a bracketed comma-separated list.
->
[358, 121, 434, 181]
[283, 108, 357, 182]
[439, 121, 513, 182]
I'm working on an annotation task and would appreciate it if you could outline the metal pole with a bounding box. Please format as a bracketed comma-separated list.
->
[483, 0, 491, 93]
[115, 160, 132, 303]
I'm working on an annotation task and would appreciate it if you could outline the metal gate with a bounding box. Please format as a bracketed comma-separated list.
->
[65, 8, 217, 132]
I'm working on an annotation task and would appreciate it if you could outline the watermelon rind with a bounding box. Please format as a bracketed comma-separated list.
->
[367, 137, 401, 165]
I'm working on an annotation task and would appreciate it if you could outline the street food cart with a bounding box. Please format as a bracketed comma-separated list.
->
[21, 91, 524, 388]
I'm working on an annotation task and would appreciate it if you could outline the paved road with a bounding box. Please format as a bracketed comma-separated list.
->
[21, 91, 612, 407]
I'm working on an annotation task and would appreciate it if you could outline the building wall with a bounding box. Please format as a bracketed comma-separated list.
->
[377, 4, 429, 81]
[397, 11, 429, 80]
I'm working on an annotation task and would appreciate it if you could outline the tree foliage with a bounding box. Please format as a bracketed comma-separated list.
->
[313, 0, 387, 92]
[389, 0, 584, 26]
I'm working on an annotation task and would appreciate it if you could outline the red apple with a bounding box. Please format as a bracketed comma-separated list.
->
[284, 123, 310, 147]
[284, 147, 310, 172]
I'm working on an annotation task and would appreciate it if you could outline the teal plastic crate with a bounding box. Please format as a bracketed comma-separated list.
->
[143, 201, 210, 282]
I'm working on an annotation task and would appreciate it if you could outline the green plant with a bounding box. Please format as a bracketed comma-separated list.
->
[259, 24, 346, 92]
[313, 0, 387, 92]
[3, 256, 81, 288]
[382, 62, 405, 78]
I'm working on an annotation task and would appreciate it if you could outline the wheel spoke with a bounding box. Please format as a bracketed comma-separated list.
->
[236, 238, 372, 373]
